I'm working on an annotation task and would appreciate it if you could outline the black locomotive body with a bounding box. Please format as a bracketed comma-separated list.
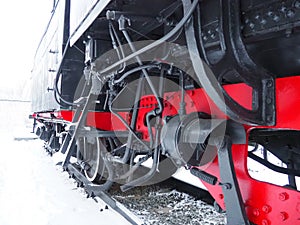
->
[31, 1, 300, 224]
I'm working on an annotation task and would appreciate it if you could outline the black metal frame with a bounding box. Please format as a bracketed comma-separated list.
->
[249, 129, 300, 189]
[190, 121, 250, 225]
[184, 0, 276, 126]
[216, 136, 250, 225]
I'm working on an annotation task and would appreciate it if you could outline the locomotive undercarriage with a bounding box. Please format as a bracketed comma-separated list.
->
[32, 0, 300, 224]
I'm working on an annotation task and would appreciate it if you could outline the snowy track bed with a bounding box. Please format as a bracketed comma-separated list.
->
[110, 184, 226, 225]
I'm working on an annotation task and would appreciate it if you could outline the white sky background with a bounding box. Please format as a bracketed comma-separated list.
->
[0, 0, 53, 98]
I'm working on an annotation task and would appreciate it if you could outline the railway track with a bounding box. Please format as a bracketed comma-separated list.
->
[66, 163, 142, 225]
[63, 160, 225, 225]
[110, 180, 226, 225]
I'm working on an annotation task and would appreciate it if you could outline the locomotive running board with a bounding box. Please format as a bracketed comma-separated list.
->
[67, 163, 142, 225]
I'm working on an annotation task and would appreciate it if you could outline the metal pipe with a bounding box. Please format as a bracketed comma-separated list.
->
[120, 147, 160, 192]
[109, 105, 150, 151]
[116, 74, 146, 163]
[116, 153, 151, 180]
[179, 70, 186, 118]
[109, 22, 126, 73]
[121, 29, 163, 147]
[108, 75, 150, 161]
[113, 64, 159, 84]
[101, 0, 199, 76]
[119, 69, 166, 189]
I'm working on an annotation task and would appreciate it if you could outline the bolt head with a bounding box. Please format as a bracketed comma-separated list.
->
[218, 194, 224, 199]
[279, 192, 289, 201]
[260, 18, 267, 25]
[266, 80, 273, 87]
[267, 11, 274, 17]
[273, 15, 280, 22]
[280, 6, 287, 13]
[286, 9, 295, 18]
[262, 219, 269, 225]
[262, 205, 271, 213]
[253, 208, 260, 217]
[249, 23, 255, 29]
[279, 212, 288, 221]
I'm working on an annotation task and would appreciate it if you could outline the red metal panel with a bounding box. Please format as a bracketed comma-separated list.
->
[199, 144, 300, 225]
[196, 76, 300, 225]
[85, 112, 130, 131]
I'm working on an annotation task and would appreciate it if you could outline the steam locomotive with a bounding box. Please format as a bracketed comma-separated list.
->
[31, 0, 300, 224]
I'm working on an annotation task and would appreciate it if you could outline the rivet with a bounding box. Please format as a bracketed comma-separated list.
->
[249, 23, 255, 29]
[266, 80, 273, 87]
[267, 11, 274, 17]
[280, 6, 287, 13]
[262, 205, 271, 214]
[273, 15, 280, 22]
[295, 1, 300, 9]
[203, 36, 208, 41]
[260, 18, 267, 25]
[226, 183, 232, 189]
[286, 9, 295, 18]
[253, 208, 260, 217]
[278, 212, 288, 221]
[279, 192, 289, 201]
[266, 98, 272, 104]
[262, 219, 270, 225]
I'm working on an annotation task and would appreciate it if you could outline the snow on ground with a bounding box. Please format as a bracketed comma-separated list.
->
[0, 101, 134, 225]
[0, 139, 135, 225]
